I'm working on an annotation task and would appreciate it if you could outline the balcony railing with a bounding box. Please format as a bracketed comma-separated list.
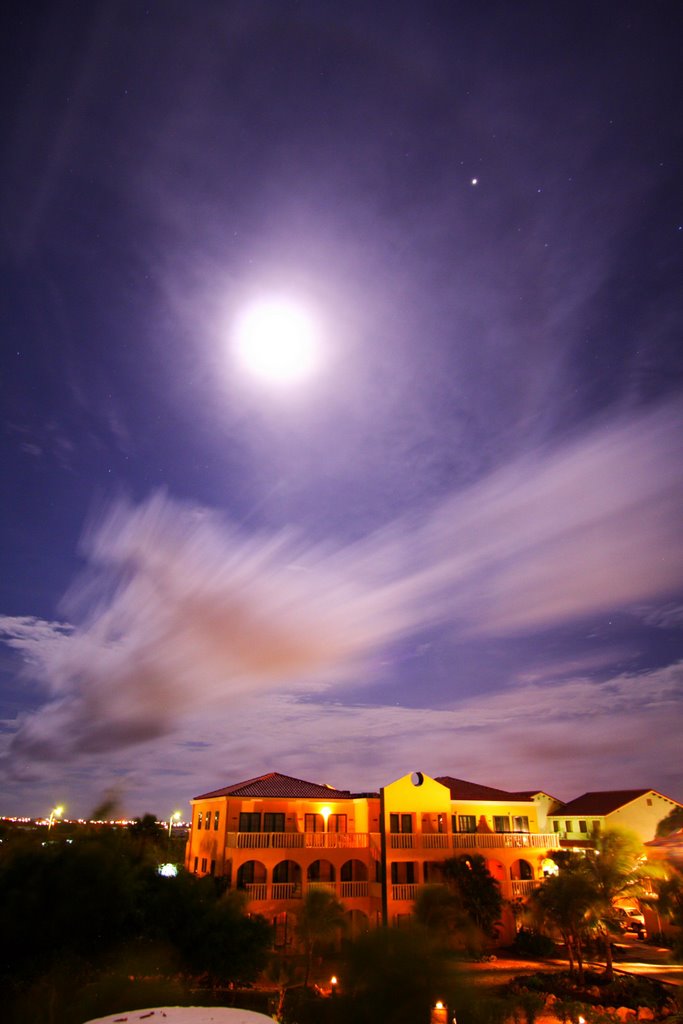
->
[511, 879, 539, 897]
[451, 832, 561, 850]
[240, 880, 375, 903]
[227, 829, 560, 855]
[391, 883, 418, 901]
[228, 831, 373, 849]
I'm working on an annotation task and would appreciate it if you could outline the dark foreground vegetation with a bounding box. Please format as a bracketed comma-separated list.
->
[2, 820, 681, 1024]
[0, 820, 271, 1024]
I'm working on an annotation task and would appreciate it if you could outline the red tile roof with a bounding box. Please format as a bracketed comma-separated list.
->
[436, 776, 534, 803]
[194, 772, 353, 801]
[551, 790, 651, 817]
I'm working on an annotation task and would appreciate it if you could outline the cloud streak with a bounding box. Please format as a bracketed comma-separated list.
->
[1, 399, 682, 771]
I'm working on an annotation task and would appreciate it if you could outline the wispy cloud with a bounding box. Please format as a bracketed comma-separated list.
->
[1, 400, 682, 775]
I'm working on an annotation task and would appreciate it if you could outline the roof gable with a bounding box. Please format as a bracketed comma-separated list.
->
[194, 772, 353, 801]
[551, 790, 651, 817]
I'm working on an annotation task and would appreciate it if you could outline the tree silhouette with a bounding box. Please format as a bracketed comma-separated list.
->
[295, 887, 347, 987]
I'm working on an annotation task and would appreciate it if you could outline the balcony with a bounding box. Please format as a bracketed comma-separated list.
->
[240, 880, 377, 903]
[451, 832, 561, 850]
[227, 831, 374, 849]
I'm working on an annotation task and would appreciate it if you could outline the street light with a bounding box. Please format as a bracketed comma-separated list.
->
[168, 810, 182, 838]
[48, 805, 64, 830]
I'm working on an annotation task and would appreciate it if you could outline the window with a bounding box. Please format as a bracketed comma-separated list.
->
[553, 820, 560, 832]
[389, 813, 413, 833]
[391, 861, 416, 884]
[593, 820, 601, 832]
[210, 859, 216, 875]
[239, 812, 262, 833]
[458, 814, 477, 833]
[512, 816, 529, 833]
[493, 816, 510, 833]
[264, 812, 285, 832]
[205, 811, 212, 830]
[579, 820, 588, 833]
[647, 798, 652, 806]
[197, 811, 203, 830]
[213, 810, 220, 831]
[193, 856, 198, 872]
[565, 820, 572, 833]
[201, 857, 207, 872]
[328, 813, 347, 833]
[305, 813, 324, 832]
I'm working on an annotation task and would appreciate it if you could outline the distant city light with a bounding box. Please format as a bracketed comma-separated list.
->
[158, 863, 179, 877]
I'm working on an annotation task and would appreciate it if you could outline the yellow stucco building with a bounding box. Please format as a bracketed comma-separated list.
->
[184, 769, 565, 945]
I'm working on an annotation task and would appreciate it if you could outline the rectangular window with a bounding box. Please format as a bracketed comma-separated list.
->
[493, 816, 510, 833]
[239, 812, 262, 833]
[565, 820, 572, 832]
[205, 811, 212, 830]
[193, 856, 198, 872]
[210, 859, 216, 875]
[197, 811, 203, 830]
[213, 810, 220, 831]
[579, 820, 587, 833]
[328, 813, 347, 833]
[647, 798, 652, 806]
[389, 813, 413, 833]
[264, 812, 285, 832]
[305, 813, 324, 832]
[512, 816, 529, 833]
[391, 861, 416, 884]
[201, 857, 207, 873]
[458, 814, 477, 833]
[553, 820, 560, 832]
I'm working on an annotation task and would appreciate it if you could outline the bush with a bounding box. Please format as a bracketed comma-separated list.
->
[511, 928, 557, 958]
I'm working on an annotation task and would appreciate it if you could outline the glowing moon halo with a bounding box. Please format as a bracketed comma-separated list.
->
[233, 297, 320, 385]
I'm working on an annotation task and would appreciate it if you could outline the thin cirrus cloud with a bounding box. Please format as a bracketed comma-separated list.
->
[1, 399, 682, 772]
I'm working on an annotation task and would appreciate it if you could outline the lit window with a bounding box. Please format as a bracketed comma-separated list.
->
[458, 814, 477, 833]
[197, 811, 203, 830]
[493, 816, 510, 833]
[214, 810, 220, 831]
[205, 811, 212, 830]
[512, 816, 529, 833]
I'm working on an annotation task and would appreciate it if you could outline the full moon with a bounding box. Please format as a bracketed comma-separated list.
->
[233, 297, 320, 385]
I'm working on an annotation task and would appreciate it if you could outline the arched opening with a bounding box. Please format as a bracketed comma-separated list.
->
[236, 859, 267, 899]
[273, 859, 302, 898]
[341, 859, 368, 882]
[340, 859, 369, 897]
[307, 859, 336, 885]
[485, 858, 506, 882]
[510, 858, 534, 881]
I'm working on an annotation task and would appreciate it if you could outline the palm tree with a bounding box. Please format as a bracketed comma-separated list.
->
[580, 828, 660, 980]
[295, 887, 347, 987]
[440, 854, 503, 939]
[527, 865, 594, 982]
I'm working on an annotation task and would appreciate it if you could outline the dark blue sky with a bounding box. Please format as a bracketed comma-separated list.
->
[2, 1, 682, 818]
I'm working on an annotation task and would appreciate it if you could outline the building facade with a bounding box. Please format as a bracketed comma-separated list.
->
[184, 769, 564, 945]
[547, 789, 682, 845]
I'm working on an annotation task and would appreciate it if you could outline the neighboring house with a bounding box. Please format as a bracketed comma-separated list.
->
[547, 790, 683, 845]
[185, 769, 562, 945]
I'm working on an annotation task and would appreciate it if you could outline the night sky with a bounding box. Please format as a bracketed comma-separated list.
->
[2, 2, 683, 819]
